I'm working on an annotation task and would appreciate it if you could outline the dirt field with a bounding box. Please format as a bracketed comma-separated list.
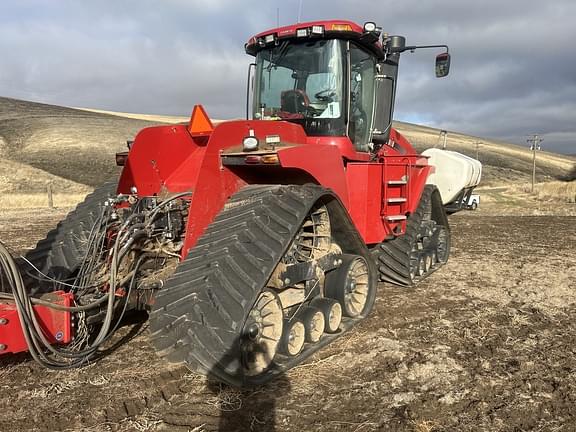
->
[0, 203, 575, 432]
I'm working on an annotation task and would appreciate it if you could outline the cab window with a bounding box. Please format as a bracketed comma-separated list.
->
[349, 43, 376, 152]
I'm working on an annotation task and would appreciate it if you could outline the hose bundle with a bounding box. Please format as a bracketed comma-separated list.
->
[0, 191, 190, 369]
[0, 238, 136, 369]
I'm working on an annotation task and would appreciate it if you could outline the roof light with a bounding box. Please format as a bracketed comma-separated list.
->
[296, 28, 309, 38]
[311, 25, 324, 35]
[331, 23, 352, 32]
[264, 34, 276, 44]
[257, 38, 266, 47]
[363, 22, 377, 33]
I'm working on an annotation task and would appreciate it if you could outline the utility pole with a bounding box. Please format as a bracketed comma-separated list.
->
[475, 141, 481, 160]
[527, 134, 543, 193]
[440, 130, 448, 149]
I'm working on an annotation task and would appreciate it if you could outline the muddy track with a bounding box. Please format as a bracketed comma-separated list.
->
[0, 211, 575, 431]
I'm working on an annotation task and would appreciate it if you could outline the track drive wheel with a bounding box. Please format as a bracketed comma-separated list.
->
[325, 254, 372, 318]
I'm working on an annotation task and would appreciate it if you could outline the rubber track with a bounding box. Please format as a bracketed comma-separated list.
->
[374, 185, 448, 287]
[23, 180, 117, 294]
[149, 184, 343, 387]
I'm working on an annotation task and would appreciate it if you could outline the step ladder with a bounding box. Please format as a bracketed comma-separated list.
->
[382, 165, 411, 235]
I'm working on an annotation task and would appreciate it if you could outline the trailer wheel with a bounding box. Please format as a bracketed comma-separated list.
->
[435, 225, 450, 264]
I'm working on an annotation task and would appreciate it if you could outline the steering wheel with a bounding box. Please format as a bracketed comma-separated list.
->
[314, 89, 336, 102]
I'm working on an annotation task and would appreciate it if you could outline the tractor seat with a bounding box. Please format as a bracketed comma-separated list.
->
[281, 89, 310, 114]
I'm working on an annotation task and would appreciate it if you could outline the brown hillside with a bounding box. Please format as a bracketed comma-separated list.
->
[0, 96, 157, 187]
[394, 121, 574, 185]
[0, 97, 573, 191]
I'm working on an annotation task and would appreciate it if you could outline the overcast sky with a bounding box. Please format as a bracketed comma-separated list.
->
[0, 0, 574, 154]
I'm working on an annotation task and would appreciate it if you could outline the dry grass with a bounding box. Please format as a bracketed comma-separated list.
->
[509, 180, 576, 203]
[73, 107, 190, 124]
[73, 107, 227, 125]
[0, 192, 89, 210]
[412, 420, 440, 432]
[0, 159, 91, 194]
[472, 179, 576, 216]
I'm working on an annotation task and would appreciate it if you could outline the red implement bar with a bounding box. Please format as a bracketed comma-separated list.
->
[0, 291, 74, 355]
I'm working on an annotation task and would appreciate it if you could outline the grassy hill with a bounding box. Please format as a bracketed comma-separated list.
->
[394, 121, 575, 185]
[0, 97, 155, 188]
[0, 97, 574, 198]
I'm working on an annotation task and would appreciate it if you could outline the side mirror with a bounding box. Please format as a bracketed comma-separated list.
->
[435, 52, 451, 78]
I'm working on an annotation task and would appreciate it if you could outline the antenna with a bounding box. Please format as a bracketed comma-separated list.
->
[297, 0, 303, 23]
[277, 7, 280, 27]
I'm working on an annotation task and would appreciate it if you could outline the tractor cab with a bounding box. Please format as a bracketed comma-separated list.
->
[245, 20, 450, 158]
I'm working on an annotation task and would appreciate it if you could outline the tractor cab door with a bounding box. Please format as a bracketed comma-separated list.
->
[348, 42, 377, 152]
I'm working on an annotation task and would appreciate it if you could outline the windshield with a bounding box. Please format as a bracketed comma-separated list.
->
[253, 39, 347, 137]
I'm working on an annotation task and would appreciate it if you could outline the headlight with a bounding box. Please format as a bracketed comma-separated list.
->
[243, 136, 259, 152]
[296, 28, 309, 38]
[363, 22, 376, 32]
[311, 25, 324, 35]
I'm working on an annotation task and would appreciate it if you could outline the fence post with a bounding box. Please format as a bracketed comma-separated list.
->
[47, 183, 54, 209]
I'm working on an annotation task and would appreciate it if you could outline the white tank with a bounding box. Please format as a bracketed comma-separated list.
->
[422, 148, 482, 204]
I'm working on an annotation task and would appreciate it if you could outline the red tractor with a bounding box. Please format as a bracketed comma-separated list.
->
[0, 20, 452, 386]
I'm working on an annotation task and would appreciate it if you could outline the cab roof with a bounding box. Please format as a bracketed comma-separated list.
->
[245, 19, 384, 59]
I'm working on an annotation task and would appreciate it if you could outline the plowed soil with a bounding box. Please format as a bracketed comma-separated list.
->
[1, 208, 575, 432]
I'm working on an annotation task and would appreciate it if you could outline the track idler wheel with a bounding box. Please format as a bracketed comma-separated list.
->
[241, 290, 284, 376]
[280, 318, 306, 357]
[310, 298, 342, 333]
[325, 254, 372, 318]
[297, 306, 325, 343]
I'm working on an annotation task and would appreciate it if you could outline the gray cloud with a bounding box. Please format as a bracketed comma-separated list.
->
[0, 0, 574, 154]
